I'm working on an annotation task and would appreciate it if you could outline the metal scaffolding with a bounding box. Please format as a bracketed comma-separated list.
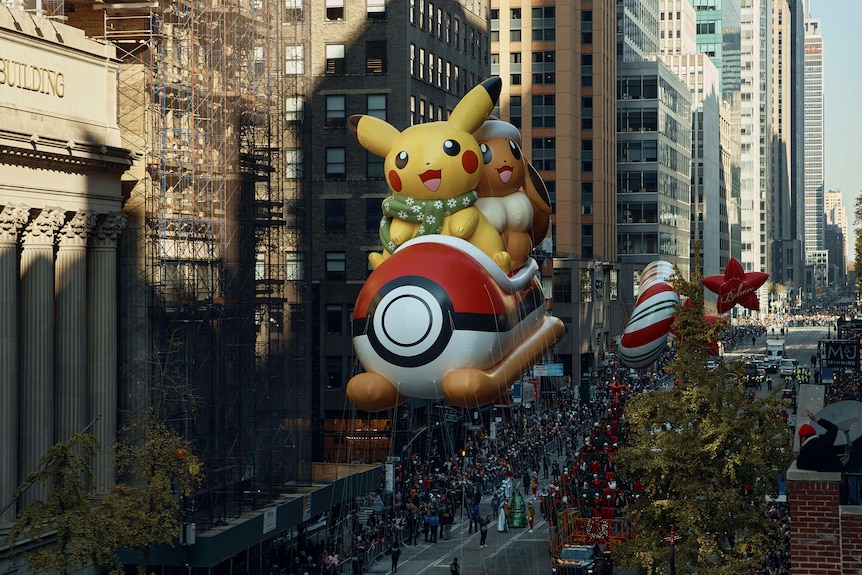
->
[65, 0, 312, 529]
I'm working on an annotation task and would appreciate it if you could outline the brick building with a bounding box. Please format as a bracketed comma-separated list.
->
[787, 462, 862, 574]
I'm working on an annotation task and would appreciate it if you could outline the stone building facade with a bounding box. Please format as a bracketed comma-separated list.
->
[0, 5, 133, 522]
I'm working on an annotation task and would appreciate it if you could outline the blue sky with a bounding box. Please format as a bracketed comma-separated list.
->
[816, 0, 862, 262]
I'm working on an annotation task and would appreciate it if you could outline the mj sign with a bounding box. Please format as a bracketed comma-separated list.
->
[823, 340, 860, 370]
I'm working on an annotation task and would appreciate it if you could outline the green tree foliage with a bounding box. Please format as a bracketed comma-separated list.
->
[7, 434, 121, 575]
[614, 263, 792, 575]
[99, 411, 202, 571]
[6, 415, 202, 575]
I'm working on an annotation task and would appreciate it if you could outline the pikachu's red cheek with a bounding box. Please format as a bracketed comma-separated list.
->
[462, 151, 479, 174]
[388, 170, 403, 192]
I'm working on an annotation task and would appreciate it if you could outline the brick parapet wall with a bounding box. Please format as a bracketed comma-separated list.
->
[787, 462, 843, 575]
[787, 462, 862, 575]
[840, 507, 862, 575]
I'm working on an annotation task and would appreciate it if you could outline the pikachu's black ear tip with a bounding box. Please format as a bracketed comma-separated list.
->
[482, 77, 502, 104]
[348, 115, 363, 136]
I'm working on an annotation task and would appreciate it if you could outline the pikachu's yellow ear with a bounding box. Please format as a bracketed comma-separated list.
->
[348, 114, 400, 158]
[448, 77, 502, 134]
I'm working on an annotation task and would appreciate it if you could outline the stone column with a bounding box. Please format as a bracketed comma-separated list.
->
[20, 208, 65, 504]
[89, 212, 127, 490]
[56, 211, 97, 445]
[0, 205, 29, 524]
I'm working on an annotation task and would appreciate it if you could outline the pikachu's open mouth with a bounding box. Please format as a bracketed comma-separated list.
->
[420, 169, 442, 192]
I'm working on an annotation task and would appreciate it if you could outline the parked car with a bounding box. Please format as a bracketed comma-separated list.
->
[779, 358, 798, 377]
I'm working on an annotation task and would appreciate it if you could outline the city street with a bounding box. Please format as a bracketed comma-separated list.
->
[363, 322, 833, 575]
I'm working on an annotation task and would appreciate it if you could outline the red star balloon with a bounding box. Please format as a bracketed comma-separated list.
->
[702, 258, 768, 314]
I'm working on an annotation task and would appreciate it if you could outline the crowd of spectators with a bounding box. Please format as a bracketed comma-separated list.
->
[270, 313, 834, 574]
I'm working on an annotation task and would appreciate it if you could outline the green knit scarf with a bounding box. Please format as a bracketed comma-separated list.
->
[378, 190, 479, 254]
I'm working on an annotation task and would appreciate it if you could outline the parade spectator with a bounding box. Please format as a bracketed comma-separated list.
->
[797, 409, 843, 472]
[479, 515, 490, 548]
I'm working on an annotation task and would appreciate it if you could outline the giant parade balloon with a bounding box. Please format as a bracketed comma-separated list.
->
[618, 261, 679, 369]
[702, 257, 768, 313]
[346, 77, 564, 411]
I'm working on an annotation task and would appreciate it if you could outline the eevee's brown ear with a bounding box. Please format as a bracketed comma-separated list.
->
[448, 77, 502, 134]
[349, 114, 400, 158]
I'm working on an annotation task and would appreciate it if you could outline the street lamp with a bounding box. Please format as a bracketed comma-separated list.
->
[664, 525, 682, 575]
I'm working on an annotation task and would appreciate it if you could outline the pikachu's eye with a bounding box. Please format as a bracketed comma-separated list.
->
[480, 143, 492, 164]
[395, 151, 409, 169]
[509, 140, 522, 161]
[443, 140, 461, 157]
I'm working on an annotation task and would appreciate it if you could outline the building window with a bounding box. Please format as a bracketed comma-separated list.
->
[285, 45, 304, 74]
[367, 0, 385, 20]
[510, 95, 522, 128]
[285, 0, 302, 21]
[326, 304, 343, 334]
[510, 29, 521, 42]
[285, 95, 303, 123]
[325, 95, 345, 126]
[531, 94, 555, 128]
[324, 198, 346, 233]
[326, 0, 344, 21]
[531, 137, 555, 171]
[325, 252, 346, 281]
[609, 269, 618, 300]
[553, 269, 571, 303]
[326, 147, 346, 179]
[533, 72, 555, 85]
[365, 198, 383, 233]
[326, 356, 343, 388]
[367, 151, 384, 178]
[511, 73, 521, 85]
[284, 148, 303, 179]
[579, 269, 593, 303]
[366, 40, 387, 74]
[367, 94, 387, 120]
[326, 44, 345, 74]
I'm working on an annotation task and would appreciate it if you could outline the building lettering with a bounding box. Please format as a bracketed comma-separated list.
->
[0, 58, 65, 98]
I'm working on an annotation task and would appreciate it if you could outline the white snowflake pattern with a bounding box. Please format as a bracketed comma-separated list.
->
[382, 200, 390, 211]
[405, 197, 415, 205]
[387, 241, 396, 251]
[462, 197, 472, 206]
[433, 200, 444, 209]
[411, 205, 422, 213]
[418, 225, 426, 234]
[379, 219, 386, 228]
[446, 198, 458, 208]
[398, 211, 409, 219]
[425, 215, 437, 225]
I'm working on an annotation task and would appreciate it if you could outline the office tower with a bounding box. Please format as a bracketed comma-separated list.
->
[738, 0, 770, 313]
[617, 0, 692, 279]
[824, 189, 849, 283]
[658, 0, 731, 278]
[491, 1, 619, 382]
[803, 15, 826, 297]
[769, 0, 803, 306]
[692, 0, 743, 263]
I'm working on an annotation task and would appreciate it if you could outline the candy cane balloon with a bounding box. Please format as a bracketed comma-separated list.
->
[618, 261, 679, 369]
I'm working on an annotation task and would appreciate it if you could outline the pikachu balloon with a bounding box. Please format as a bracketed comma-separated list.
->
[349, 77, 511, 274]
[345, 78, 564, 412]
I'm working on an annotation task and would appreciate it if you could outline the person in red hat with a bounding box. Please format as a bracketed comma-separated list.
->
[797, 408, 843, 472]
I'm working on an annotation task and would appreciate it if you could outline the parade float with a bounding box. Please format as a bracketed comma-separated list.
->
[346, 77, 563, 411]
